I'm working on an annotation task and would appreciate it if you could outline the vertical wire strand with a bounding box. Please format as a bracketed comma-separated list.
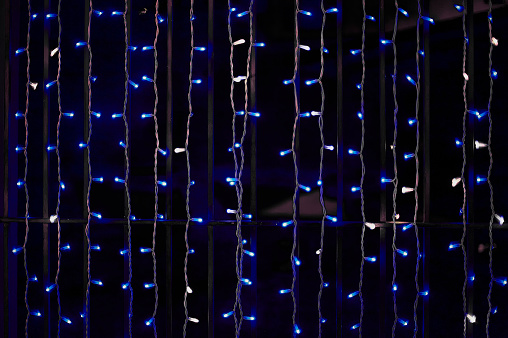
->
[121, 1, 134, 336]
[182, 1, 194, 336]
[459, 0, 468, 336]
[151, 1, 161, 337]
[390, 2, 400, 337]
[22, 1, 32, 337]
[316, 1, 327, 337]
[290, 1, 300, 335]
[54, 0, 63, 335]
[412, 1, 422, 336]
[85, 1, 93, 336]
[485, 1, 495, 335]
[358, 0, 367, 335]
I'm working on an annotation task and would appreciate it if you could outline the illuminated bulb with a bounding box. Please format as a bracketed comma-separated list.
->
[323, 48, 329, 53]
[62, 317, 72, 324]
[142, 75, 153, 82]
[158, 148, 167, 156]
[348, 149, 359, 155]
[174, 148, 185, 153]
[91, 245, 100, 251]
[300, 45, 311, 51]
[326, 8, 338, 13]
[90, 76, 97, 82]
[402, 223, 414, 231]
[12, 246, 22, 254]
[491, 37, 498, 46]
[75, 41, 87, 48]
[111, 113, 123, 119]
[114, 177, 125, 183]
[467, 314, 476, 323]
[185, 286, 193, 294]
[419, 50, 425, 56]
[419, 290, 429, 296]
[317, 180, 323, 186]
[455, 138, 463, 147]
[122, 282, 130, 289]
[17, 180, 24, 187]
[380, 39, 392, 45]
[145, 318, 154, 326]
[46, 13, 57, 19]
[452, 177, 461, 187]
[279, 289, 291, 294]
[406, 75, 416, 85]
[421, 16, 435, 24]
[294, 256, 301, 266]
[61, 244, 70, 251]
[244, 316, 255, 321]
[396, 249, 408, 257]
[351, 186, 360, 192]
[111, 11, 123, 16]
[365, 256, 377, 262]
[49, 215, 58, 223]
[237, 11, 249, 18]
[29, 82, 38, 90]
[158, 181, 167, 186]
[326, 215, 338, 222]
[226, 209, 237, 214]
[30, 310, 42, 317]
[46, 284, 56, 292]
[299, 184, 311, 192]
[350, 49, 361, 55]
[157, 14, 165, 23]
[402, 187, 414, 194]
[399, 8, 409, 16]
[454, 4, 464, 12]
[15, 112, 25, 118]
[233, 76, 247, 82]
[381, 177, 393, 183]
[468, 275, 475, 282]
[191, 218, 203, 223]
[404, 153, 415, 160]
[119, 141, 126, 148]
[366, 15, 376, 21]
[47, 145, 56, 151]
[130, 215, 136, 221]
[140, 247, 152, 253]
[144, 283, 155, 289]
[300, 10, 312, 16]
[408, 118, 416, 126]
[366, 222, 376, 230]
[92, 177, 104, 183]
[128, 46, 137, 51]
[15, 146, 25, 152]
[310, 111, 322, 116]
[283, 79, 293, 85]
[120, 249, 128, 255]
[282, 220, 293, 227]
[475, 140, 487, 149]
[93, 9, 103, 16]
[158, 214, 164, 220]
[476, 176, 486, 184]
[244, 250, 255, 257]
[60, 182, 66, 190]
[492, 69, 498, 79]
[128, 80, 139, 89]
[242, 240, 248, 245]
[294, 324, 301, 334]
[280, 149, 292, 156]
[492, 307, 498, 314]
[241, 278, 252, 285]
[477, 111, 488, 120]
[79, 143, 87, 148]
[356, 84, 362, 90]
[324, 282, 329, 287]
[495, 214, 504, 225]
[91, 280, 103, 286]
[392, 284, 398, 291]
[189, 318, 199, 323]
[192, 79, 202, 84]
[398, 318, 408, 326]
[15, 48, 27, 55]
[351, 323, 360, 330]
[321, 318, 327, 323]
[91, 212, 102, 219]
[448, 242, 461, 250]
[305, 79, 319, 86]
[194, 47, 206, 51]
[253, 42, 265, 47]
[50, 47, 59, 57]
[223, 311, 234, 318]
[233, 39, 246, 46]
[316, 249, 321, 254]
[91, 111, 101, 118]
[494, 278, 507, 286]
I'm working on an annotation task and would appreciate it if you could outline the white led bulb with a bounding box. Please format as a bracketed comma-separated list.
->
[452, 177, 461, 187]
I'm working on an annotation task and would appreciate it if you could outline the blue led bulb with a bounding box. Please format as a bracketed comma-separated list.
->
[408, 118, 416, 126]
[46, 284, 56, 292]
[140, 247, 152, 253]
[351, 186, 360, 192]
[356, 83, 362, 90]
[398, 318, 408, 326]
[75, 41, 87, 48]
[244, 250, 255, 257]
[194, 46, 206, 51]
[454, 4, 464, 12]
[29, 275, 38, 282]
[476, 175, 487, 184]
[326, 215, 338, 222]
[283, 79, 293, 85]
[122, 282, 130, 289]
[392, 283, 398, 291]
[114, 177, 125, 183]
[279, 289, 291, 294]
[31, 310, 42, 317]
[63, 112, 74, 117]
[253, 42, 265, 47]
[119, 141, 126, 148]
[16, 48, 27, 55]
[357, 112, 363, 119]
[61, 244, 71, 251]
[399, 8, 409, 16]
[300, 10, 312, 16]
[326, 8, 338, 13]
[144, 283, 155, 289]
[12, 246, 23, 254]
[145, 318, 154, 326]
[294, 324, 301, 334]
[305, 79, 318, 86]
[191, 218, 203, 223]
[380, 39, 392, 45]
[350, 49, 361, 55]
[91, 280, 103, 286]
[157, 14, 165, 23]
[280, 149, 292, 156]
[128, 80, 139, 89]
[404, 153, 415, 160]
[348, 149, 360, 155]
[294, 256, 301, 266]
[448, 242, 461, 250]
[244, 316, 255, 321]
[419, 290, 429, 296]
[62, 317, 72, 324]
[351, 323, 360, 330]
[142, 75, 153, 82]
[406, 75, 416, 85]
[282, 220, 293, 227]
[455, 138, 463, 147]
[299, 184, 311, 192]
[348, 291, 359, 298]
[492, 69, 498, 79]
[192, 79, 202, 84]
[223, 311, 234, 318]
[111, 113, 123, 119]
[396, 248, 408, 256]
[111, 11, 123, 16]
[91, 212, 102, 219]
[366, 15, 376, 21]
[402, 223, 414, 231]
[381, 177, 393, 183]
[365, 256, 377, 262]
[237, 11, 249, 17]
[421, 16, 435, 24]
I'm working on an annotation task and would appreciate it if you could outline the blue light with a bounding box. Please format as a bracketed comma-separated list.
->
[194, 46, 206, 51]
[111, 11, 123, 16]
[12, 247, 23, 254]
[61, 244, 71, 251]
[15, 48, 26, 55]
[144, 283, 155, 289]
[244, 214, 253, 219]
[15, 112, 24, 118]
[157, 14, 165, 23]
[392, 284, 398, 291]
[396, 249, 408, 257]
[63, 112, 74, 117]
[299, 184, 311, 192]
[492, 307, 498, 314]
[492, 69, 498, 79]
[283, 79, 293, 85]
[91, 212, 102, 219]
[128, 46, 137, 51]
[158, 148, 167, 156]
[114, 177, 125, 184]
[351, 323, 360, 330]
[90, 76, 97, 82]
[145, 318, 154, 326]
[348, 149, 359, 155]
[15, 146, 24, 152]
[244, 250, 255, 257]
[46, 13, 57, 19]
[253, 42, 265, 47]
[141, 113, 154, 119]
[128, 80, 139, 89]
[476, 175, 487, 184]
[300, 10, 312, 16]
[326, 215, 338, 222]
[421, 16, 435, 24]
[17, 180, 24, 188]
[454, 4, 464, 12]
[324, 282, 329, 287]
[326, 8, 338, 13]
[365, 256, 377, 262]
[294, 256, 301, 266]
[321, 318, 327, 323]
[244, 316, 255, 321]
[406, 75, 416, 85]
[399, 8, 409, 16]
[455, 138, 463, 147]
[158, 214, 164, 220]
[120, 249, 128, 255]
[477, 111, 488, 120]
[192, 79, 202, 84]
[60, 182, 65, 190]
[494, 278, 508, 286]
[356, 83, 362, 90]
[348, 291, 359, 298]
[366, 15, 376, 21]
[158, 181, 167, 187]
[488, 13, 493, 22]
[91, 280, 103, 286]
[189, 249, 195, 254]
[130, 215, 136, 221]
[142, 75, 153, 82]
[248, 112, 261, 117]
[323, 47, 329, 53]
[241, 278, 252, 285]
[279, 289, 291, 294]
[223, 311, 234, 318]
[111, 113, 123, 119]
[398, 318, 408, 326]
[62, 317, 72, 324]
[419, 290, 429, 296]
[402, 223, 414, 231]
[75, 41, 87, 48]
[119, 141, 126, 148]
[122, 282, 130, 289]
[242, 240, 247, 245]
[468, 275, 475, 282]
[140, 247, 152, 253]
[29, 275, 38, 282]
[404, 153, 415, 160]
[191, 218, 203, 223]
[282, 220, 294, 227]
[381, 177, 392, 183]
[408, 118, 416, 126]
[317, 180, 322, 186]
[305, 79, 318, 86]
[350, 49, 361, 55]
[92, 177, 104, 183]
[448, 242, 461, 250]
[91, 245, 100, 251]
[237, 11, 249, 17]
[46, 284, 56, 292]
[31, 14, 38, 19]
[45, 80, 57, 89]
[419, 50, 425, 57]
[91, 111, 101, 118]
[31, 310, 42, 317]
[46, 145, 56, 151]
[357, 112, 363, 119]
[300, 112, 310, 117]
[351, 186, 360, 192]
[280, 149, 292, 156]
[380, 39, 392, 45]
[294, 324, 301, 334]
[93, 9, 103, 16]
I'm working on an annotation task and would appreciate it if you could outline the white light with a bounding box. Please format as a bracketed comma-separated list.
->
[402, 187, 414, 194]
[299, 45, 310, 51]
[50, 47, 59, 57]
[324, 145, 334, 151]
[366, 222, 376, 230]
[227, 209, 237, 214]
[491, 37, 498, 46]
[29, 82, 38, 90]
[174, 148, 185, 153]
[467, 314, 476, 323]
[233, 76, 247, 82]
[50, 215, 58, 223]
[233, 39, 245, 46]
[189, 317, 199, 323]
[475, 141, 487, 149]
[463, 73, 469, 81]
[495, 214, 504, 225]
[316, 249, 322, 255]
[187, 286, 193, 294]
[452, 177, 461, 187]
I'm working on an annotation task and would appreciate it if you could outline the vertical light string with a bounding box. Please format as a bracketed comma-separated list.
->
[485, 1, 496, 335]
[85, 0, 93, 336]
[290, 0, 300, 335]
[357, 0, 367, 335]
[182, 0, 194, 336]
[412, 1, 422, 336]
[54, 0, 63, 335]
[459, 1, 468, 336]
[150, 0, 161, 336]
[22, 0, 32, 336]
[121, 0, 133, 336]
[316, 1, 327, 337]
[390, 2, 400, 337]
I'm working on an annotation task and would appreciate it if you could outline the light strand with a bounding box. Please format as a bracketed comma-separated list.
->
[22, 0, 32, 336]
[290, 0, 301, 334]
[182, 0, 194, 336]
[412, 1, 422, 336]
[459, 1, 468, 336]
[54, 0, 63, 334]
[121, 1, 134, 336]
[85, 1, 93, 336]
[358, 0, 367, 335]
[316, 1, 328, 337]
[485, 1, 496, 335]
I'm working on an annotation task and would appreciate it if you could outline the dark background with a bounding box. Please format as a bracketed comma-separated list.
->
[3, 0, 508, 337]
